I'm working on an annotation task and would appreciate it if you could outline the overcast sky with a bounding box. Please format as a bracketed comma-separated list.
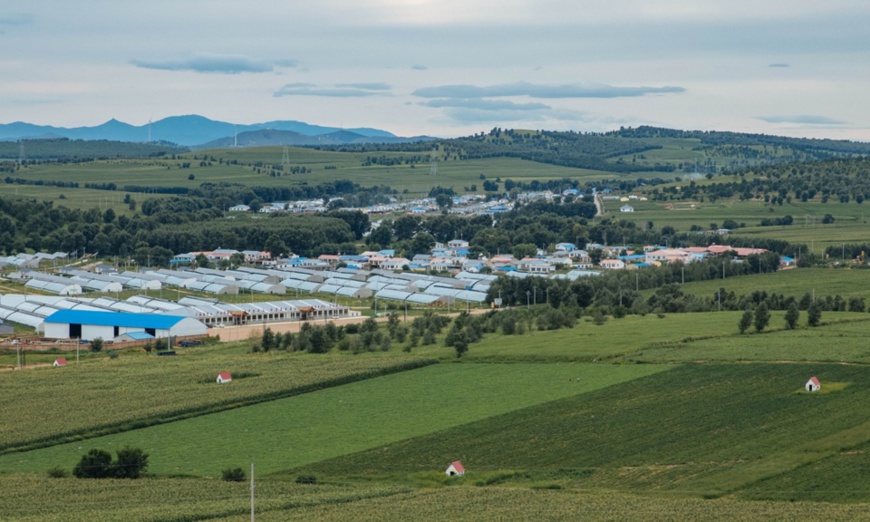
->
[3, 0, 869, 140]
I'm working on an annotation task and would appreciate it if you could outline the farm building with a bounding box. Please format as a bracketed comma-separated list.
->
[43, 310, 207, 341]
[445, 461, 465, 477]
[216, 372, 232, 384]
[53, 358, 67, 367]
[115, 331, 155, 343]
[805, 376, 821, 392]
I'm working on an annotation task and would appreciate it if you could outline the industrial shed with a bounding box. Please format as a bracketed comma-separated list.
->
[25, 278, 82, 296]
[43, 310, 207, 341]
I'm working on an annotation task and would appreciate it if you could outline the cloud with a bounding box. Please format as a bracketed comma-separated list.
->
[0, 14, 33, 26]
[440, 107, 584, 124]
[274, 82, 392, 97]
[757, 115, 847, 125]
[413, 81, 685, 99]
[131, 53, 295, 74]
[768, 63, 790, 68]
[421, 98, 550, 111]
[335, 82, 391, 91]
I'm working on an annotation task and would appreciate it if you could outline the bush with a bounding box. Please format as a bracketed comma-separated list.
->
[114, 446, 149, 479]
[222, 467, 246, 482]
[90, 337, 103, 352]
[72, 447, 149, 479]
[73, 449, 114, 478]
[47, 466, 68, 478]
[108, 350, 119, 360]
[295, 474, 317, 484]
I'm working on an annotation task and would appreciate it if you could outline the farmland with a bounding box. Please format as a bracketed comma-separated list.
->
[0, 345, 433, 453]
[0, 362, 667, 476]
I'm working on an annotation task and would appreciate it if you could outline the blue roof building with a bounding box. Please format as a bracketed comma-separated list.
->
[43, 310, 207, 341]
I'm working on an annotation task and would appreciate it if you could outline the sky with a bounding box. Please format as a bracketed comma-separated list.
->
[2, 0, 869, 140]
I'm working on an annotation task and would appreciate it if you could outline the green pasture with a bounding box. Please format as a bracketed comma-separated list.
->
[3, 474, 868, 522]
[0, 345, 428, 452]
[0, 362, 666, 476]
[635, 314, 870, 364]
[302, 363, 870, 500]
[416, 311, 750, 362]
[2, 150, 618, 207]
[679, 268, 870, 300]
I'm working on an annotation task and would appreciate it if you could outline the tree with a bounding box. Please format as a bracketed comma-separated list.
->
[73, 449, 114, 478]
[113, 447, 149, 479]
[222, 467, 246, 482]
[808, 301, 822, 327]
[90, 337, 103, 352]
[738, 309, 752, 334]
[754, 302, 770, 332]
[784, 302, 800, 330]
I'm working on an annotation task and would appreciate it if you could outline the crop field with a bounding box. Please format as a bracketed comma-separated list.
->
[300, 363, 870, 500]
[0, 473, 411, 522]
[278, 487, 870, 522]
[2, 151, 616, 207]
[0, 362, 667, 476]
[0, 345, 432, 453]
[416, 311, 768, 362]
[679, 268, 870, 301]
[5, 474, 869, 522]
[634, 315, 870, 364]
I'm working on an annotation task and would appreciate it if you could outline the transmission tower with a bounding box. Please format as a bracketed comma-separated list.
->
[18, 141, 25, 166]
[281, 146, 290, 167]
[429, 148, 438, 176]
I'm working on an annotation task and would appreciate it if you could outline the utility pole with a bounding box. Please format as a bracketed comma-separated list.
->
[250, 462, 255, 522]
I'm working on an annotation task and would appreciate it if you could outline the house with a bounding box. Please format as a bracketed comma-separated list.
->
[805, 376, 820, 392]
[599, 259, 626, 270]
[216, 372, 232, 384]
[555, 242, 576, 252]
[53, 357, 67, 367]
[620, 205, 635, 213]
[445, 461, 465, 477]
[447, 239, 469, 249]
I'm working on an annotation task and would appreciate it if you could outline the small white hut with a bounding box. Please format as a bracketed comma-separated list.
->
[216, 372, 232, 384]
[805, 376, 820, 392]
[445, 461, 465, 477]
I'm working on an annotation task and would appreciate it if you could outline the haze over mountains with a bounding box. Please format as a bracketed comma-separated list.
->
[0, 115, 436, 148]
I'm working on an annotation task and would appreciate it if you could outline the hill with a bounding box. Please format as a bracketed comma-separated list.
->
[0, 115, 409, 147]
[194, 128, 436, 149]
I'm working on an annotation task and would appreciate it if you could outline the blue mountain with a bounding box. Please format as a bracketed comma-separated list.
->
[0, 115, 406, 147]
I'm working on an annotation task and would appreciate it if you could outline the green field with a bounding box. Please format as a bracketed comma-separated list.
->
[679, 268, 870, 301]
[0, 346, 431, 453]
[0, 362, 666, 476]
[300, 363, 870, 498]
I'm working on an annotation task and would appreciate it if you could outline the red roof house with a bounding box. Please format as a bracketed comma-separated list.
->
[53, 358, 67, 367]
[216, 372, 232, 384]
[805, 376, 820, 392]
[445, 461, 465, 477]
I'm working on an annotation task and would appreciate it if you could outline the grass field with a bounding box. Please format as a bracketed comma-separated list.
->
[4, 474, 869, 522]
[300, 363, 870, 499]
[679, 268, 870, 301]
[0, 345, 432, 453]
[0, 362, 666, 476]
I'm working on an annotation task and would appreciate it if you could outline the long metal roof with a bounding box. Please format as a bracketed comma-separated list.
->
[45, 310, 189, 329]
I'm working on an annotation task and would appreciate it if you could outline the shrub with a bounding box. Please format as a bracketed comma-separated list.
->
[47, 466, 68, 478]
[222, 467, 246, 482]
[73, 449, 114, 478]
[114, 446, 149, 479]
[90, 337, 103, 352]
[108, 350, 119, 360]
[295, 474, 317, 484]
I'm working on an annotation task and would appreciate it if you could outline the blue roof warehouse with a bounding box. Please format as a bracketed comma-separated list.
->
[43, 310, 208, 341]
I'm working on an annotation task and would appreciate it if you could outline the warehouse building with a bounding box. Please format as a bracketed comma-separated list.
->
[43, 310, 207, 341]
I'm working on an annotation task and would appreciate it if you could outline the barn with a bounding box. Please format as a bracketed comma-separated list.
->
[43, 310, 207, 341]
[53, 358, 67, 367]
[805, 376, 821, 392]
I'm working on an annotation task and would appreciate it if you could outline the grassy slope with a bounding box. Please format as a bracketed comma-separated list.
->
[678, 268, 870, 301]
[0, 363, 667, 476]
[300, 363, 870, 499]
[0, 345, 431, 452]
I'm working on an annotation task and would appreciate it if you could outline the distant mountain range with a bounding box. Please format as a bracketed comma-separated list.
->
[0, 115, 436, 148]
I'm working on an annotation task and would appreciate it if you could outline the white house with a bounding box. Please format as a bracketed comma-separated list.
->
[216, 372, 232, 384]
[805, 376, 820, 392]
[445, 461, 465, 477]
[620, 205, 635, 213]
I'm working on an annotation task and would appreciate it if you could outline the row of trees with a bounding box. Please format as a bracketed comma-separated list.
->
[738, 301, 823, 334]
